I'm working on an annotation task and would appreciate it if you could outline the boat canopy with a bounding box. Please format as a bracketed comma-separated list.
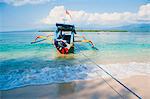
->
[56, 23, 76, 34]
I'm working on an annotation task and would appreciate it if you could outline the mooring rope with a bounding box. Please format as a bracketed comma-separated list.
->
[75, 44, 142, 99]
[96, 72, 123, 98]
[76, 45, 123, 99]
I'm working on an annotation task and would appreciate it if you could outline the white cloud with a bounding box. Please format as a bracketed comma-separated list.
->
[42, 6, 66, 24]
[138, 3, 150, 21]
[2, 0, 52, 6]
[42, 4, 150, 26]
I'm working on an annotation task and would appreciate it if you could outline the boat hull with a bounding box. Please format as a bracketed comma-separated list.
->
[54, 40, 74, 54]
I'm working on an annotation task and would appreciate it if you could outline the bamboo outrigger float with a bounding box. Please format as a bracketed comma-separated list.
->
[31, 23, 95, 54]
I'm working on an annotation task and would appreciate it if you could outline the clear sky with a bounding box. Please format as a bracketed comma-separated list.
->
[0, 0, 149, 31]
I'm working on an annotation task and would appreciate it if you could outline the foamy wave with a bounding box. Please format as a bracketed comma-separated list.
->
[96, 62, 150, 79]
[0, 62, 150, 90]
[0, 64, 97, 90]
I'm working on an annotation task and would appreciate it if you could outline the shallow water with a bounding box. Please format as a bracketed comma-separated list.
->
[0, 31, 150, 90]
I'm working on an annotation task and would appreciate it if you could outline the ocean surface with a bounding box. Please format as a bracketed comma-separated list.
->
[0, 31, 150, 90]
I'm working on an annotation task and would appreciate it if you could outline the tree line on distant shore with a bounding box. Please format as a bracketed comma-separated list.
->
[38, 29, 128, 32]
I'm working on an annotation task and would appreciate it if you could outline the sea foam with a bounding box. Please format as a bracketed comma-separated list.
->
[0, 62, 150, 90]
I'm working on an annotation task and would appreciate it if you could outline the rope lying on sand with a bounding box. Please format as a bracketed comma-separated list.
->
[75, 45, 142, 99]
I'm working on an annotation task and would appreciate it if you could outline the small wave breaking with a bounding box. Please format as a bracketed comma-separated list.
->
[0, 62, 150, 90]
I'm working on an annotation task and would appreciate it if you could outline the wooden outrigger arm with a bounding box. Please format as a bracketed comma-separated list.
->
[31, 33, 96, 49]
[31, 34, 53, 44]
[74, 34, 95, 48]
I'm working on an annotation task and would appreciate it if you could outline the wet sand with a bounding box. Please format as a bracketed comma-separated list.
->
[1, 75, 150, 99]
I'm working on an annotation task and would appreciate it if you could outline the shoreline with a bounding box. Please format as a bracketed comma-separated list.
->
[1, 75, 150, 99]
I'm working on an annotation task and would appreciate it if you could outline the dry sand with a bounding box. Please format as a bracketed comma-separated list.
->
[1, 75, 150, 99]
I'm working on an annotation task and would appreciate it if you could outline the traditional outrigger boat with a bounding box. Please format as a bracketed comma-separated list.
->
[31, 23, 95, 54]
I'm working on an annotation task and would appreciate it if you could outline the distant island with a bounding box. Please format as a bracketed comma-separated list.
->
[76, 30, 128, 32]
[38, 23, 150, 32]
[38, 29, 128, 32]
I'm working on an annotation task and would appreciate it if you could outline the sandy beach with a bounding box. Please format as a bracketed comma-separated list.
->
[1, 75, 150, 99]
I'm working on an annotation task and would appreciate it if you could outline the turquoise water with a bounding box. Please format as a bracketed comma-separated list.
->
[0, 31, 150, 90]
